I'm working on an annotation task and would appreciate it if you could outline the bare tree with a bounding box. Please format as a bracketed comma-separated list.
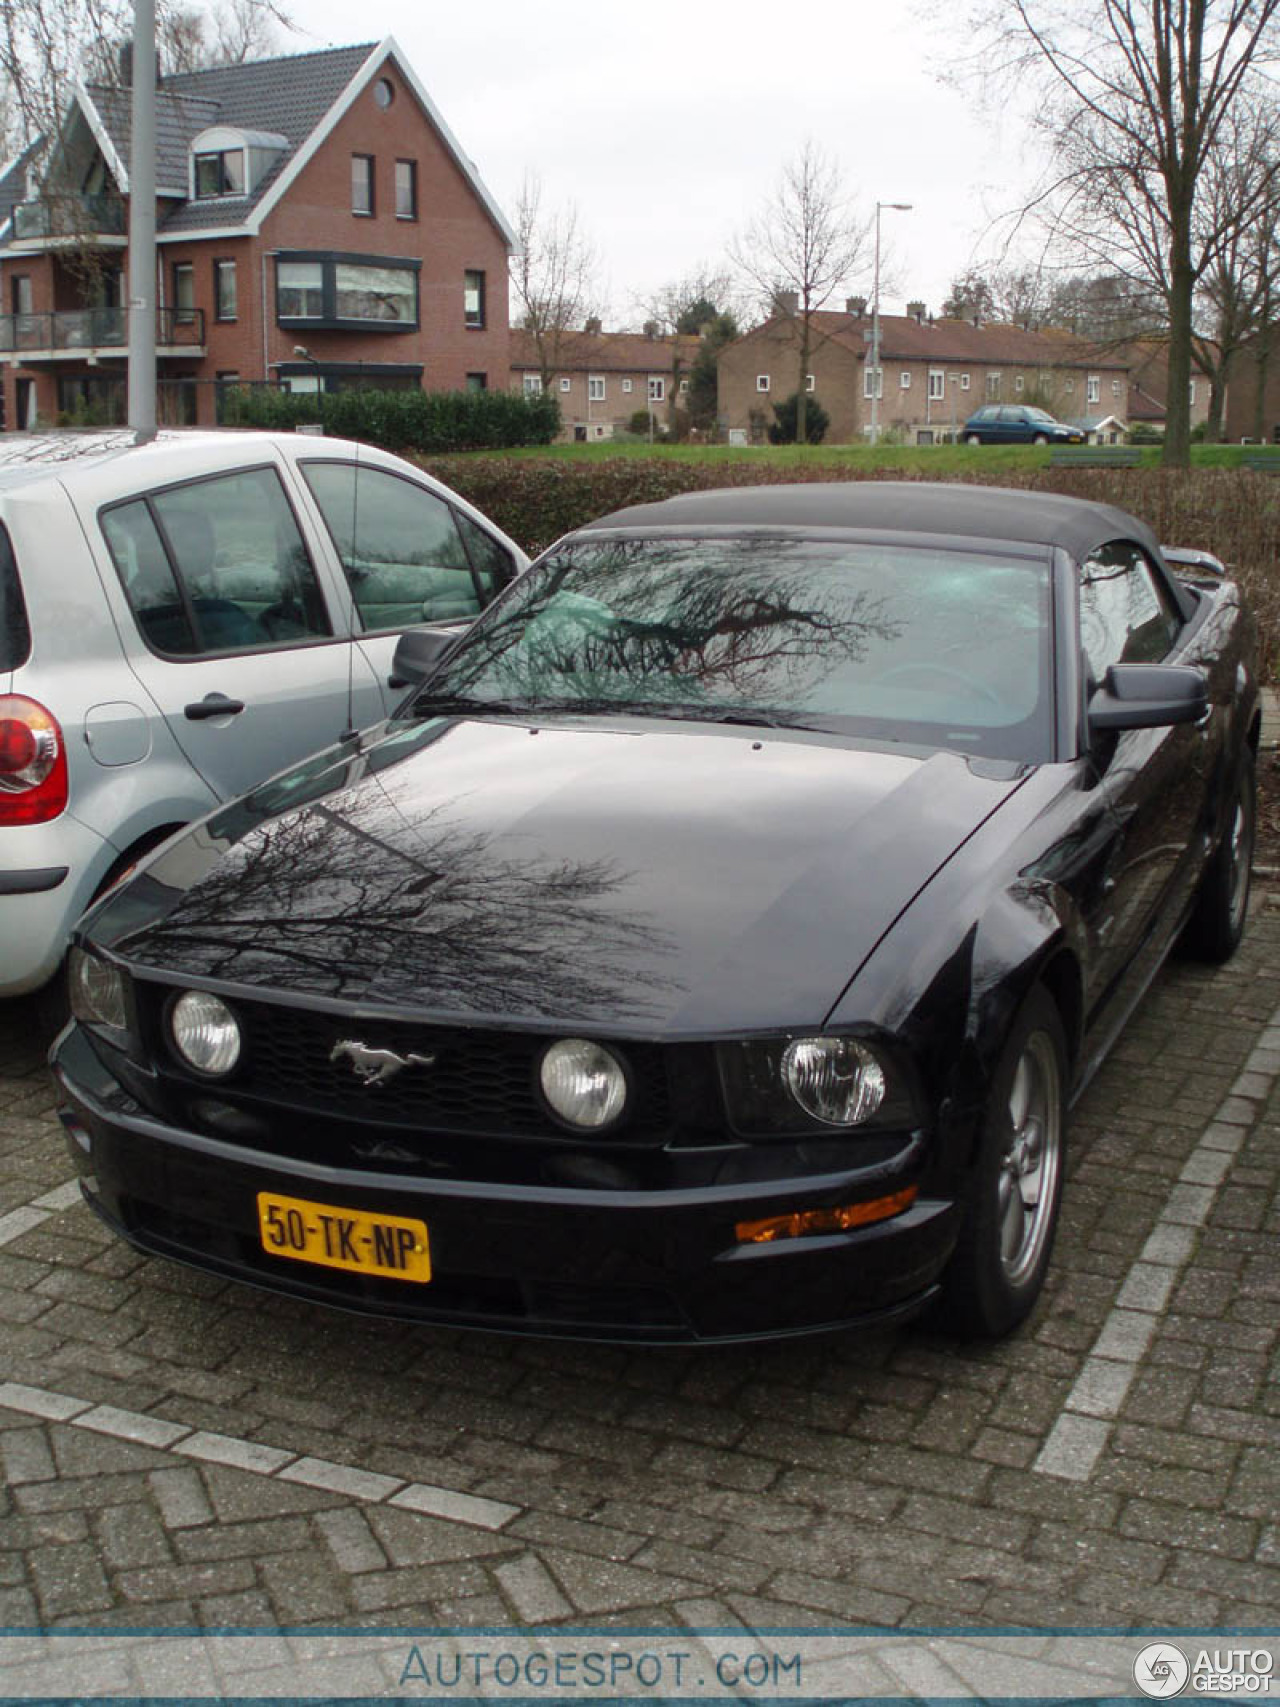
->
[1190, 90, 1280, 439]
[635, 267, 744, 336]
[0, 0, 288, 154]
[510, 173, 602, 397]
[729, 142, 869, 445]
[963, 0, 1280, 467]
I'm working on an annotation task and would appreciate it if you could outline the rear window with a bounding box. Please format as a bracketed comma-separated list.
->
[0, 521, 32, 671]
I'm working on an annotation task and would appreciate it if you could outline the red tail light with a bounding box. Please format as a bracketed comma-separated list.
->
[0, 695, 68, 825]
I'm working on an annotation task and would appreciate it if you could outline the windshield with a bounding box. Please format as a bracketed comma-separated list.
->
[1026, 408, 1057, 423]
[407, 534, 1054, 762]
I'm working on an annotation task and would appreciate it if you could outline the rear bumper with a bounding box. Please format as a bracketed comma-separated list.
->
[1, 816, 113, 995]
[53, 1025, 960, 1345]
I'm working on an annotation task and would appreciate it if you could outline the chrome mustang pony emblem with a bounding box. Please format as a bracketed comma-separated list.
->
[329, 1039, 437, 1086]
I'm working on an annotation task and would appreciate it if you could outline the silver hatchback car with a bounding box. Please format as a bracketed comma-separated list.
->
[0, 429, 527, 1005]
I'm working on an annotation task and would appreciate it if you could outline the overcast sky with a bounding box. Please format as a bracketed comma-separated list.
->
[276, 0, 1030, 327]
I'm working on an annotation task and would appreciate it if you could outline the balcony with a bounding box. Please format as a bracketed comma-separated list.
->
[0, 308, 206, 359]
[11, 194, 127, 246]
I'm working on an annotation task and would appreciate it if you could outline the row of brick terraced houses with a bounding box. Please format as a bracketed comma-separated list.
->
[1, 38, 1275, 442]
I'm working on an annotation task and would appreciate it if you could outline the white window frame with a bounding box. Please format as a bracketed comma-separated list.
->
[622, 378, 633, 393]
[863, 365, 883, 400]
[1087, 374, 1100, 404]
[805, 373, 815, 392]
[928, 369, 944, 401]
[648, 376, 665, 402]
[756, 374, 770, 393]
[1189, 378, 1197, 405]
[559, 377, 571, 393]
[522, 373, 542, 396]
[900, 371, 911, 390]
[960, 373, 971, 391]
[588, 375, 605, 402]
[1112, 378, 1122, 397]
[985, 372, 1000, 399]
[1015, 375, 1024, 393]
[1065, 379, 1075, 393]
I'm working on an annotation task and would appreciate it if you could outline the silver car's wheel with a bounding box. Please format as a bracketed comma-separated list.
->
[938, 986, 1068, 1337]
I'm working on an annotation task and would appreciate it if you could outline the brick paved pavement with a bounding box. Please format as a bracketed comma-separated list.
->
[0, 905, 1277, 1631]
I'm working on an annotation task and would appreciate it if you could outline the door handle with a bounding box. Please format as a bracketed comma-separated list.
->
[184, 693, 245, 721]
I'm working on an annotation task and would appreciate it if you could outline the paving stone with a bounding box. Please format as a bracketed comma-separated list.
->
[95, 1503, 175, 1570]
[29, 1542, 114, 1617]
[316, 1508, 389, 1575]
[495, 1553, 574, 1622]
[147, 1467, 214, 1530]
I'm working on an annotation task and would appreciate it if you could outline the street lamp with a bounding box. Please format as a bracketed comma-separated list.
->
[869, 201, 911, 445]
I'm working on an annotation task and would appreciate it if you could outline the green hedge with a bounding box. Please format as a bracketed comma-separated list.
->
[417, 455, 1280, 676]
[220, 385, 560, 453]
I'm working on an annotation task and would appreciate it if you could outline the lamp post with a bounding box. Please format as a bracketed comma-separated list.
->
[294, 344, 324, 431]
[869, 200, 911, 444]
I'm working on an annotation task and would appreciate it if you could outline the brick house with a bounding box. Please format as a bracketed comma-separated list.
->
[510, 324, 700, 441]
[717, 304, 1131, 443]
[0, 38, 513, 430]
[1118, 340, 1215, 438]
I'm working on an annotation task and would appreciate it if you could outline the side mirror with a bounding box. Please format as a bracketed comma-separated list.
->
[1088, 662, 1208, 734]
[388, 626, 462, 690]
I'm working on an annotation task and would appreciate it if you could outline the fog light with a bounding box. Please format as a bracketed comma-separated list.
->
[170, 990, 241, 1077]
[735, 1186, 918, 1244]
[539, 1038, 627, 1131]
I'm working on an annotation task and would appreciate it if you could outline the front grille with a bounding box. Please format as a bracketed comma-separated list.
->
[144, 987, 675, 1144]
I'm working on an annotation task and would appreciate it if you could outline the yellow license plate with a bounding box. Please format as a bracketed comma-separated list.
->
[257, 1191, 431, 1283]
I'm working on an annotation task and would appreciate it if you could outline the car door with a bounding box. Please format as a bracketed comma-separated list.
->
[96, 462, 384, 800]
[298, 459, 518, 715]
[1077, 540, 1206, 1020]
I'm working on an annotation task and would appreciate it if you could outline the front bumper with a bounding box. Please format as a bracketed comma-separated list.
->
[53, 1025, 960, 1345]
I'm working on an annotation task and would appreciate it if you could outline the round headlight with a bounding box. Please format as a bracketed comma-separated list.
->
[170, 990, 241, 1077]
[539, 1038, 628, 1131]
[782, 1036, 887, 1126]
[68, 947, 127, 1033]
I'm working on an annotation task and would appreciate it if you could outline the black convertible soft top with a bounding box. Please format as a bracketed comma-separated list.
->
[580, 481, 1163, 567]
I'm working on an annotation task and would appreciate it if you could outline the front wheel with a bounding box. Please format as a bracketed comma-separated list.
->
[966, 434, 982, 446]
[1183, 750, 1255, 963]
[1033, 433, 1049, 445]
[937, 987, 1067, 1337]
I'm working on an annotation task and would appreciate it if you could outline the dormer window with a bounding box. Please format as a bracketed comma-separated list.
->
[189, 126, 285, 202]
[194, 149, 245, 199]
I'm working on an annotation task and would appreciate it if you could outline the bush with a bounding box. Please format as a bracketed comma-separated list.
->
[219, 385, 560, 453]
[1128, 423, 1162, 444]
[768, 393, 830, 444]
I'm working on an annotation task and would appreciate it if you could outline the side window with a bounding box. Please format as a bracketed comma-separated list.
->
[455, 512, 515, 598]
[103, 467, 333, 656]
[1079, 541, 1181, 682]
[303, 463, 483, 629]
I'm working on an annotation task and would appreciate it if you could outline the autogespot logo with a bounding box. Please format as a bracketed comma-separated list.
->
[1136, 1644, 1192, 1698]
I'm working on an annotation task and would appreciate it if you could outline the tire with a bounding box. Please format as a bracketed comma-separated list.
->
[937, 986, 1067, 1338]
[1033, 433, 1049, 445]
[966, 434, 982, 446]
[1183, 750, 1255, 964]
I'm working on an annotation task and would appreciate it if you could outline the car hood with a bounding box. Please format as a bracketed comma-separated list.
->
[93, 714, 1029, 1035]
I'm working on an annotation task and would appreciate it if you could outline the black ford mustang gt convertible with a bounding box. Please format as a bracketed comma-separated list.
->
[53, 482, 1258, 1343]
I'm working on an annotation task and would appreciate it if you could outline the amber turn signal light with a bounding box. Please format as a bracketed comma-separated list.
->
[735, 1185, 918, 1245]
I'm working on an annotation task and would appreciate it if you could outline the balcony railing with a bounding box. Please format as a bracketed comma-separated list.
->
[0, 307, 206, 354]
[12, 194, 127, 241]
